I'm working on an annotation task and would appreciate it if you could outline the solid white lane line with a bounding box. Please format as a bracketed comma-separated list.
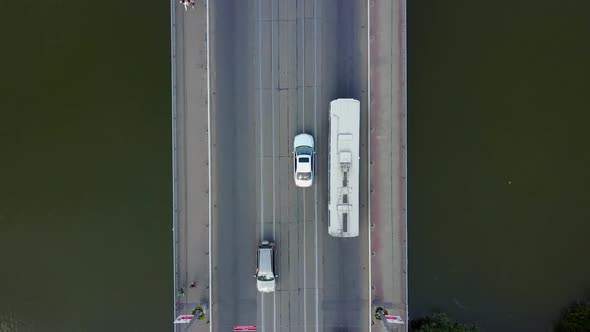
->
[301, 0, 307, 332]
[170, 0, 179, 328]
[205, 0, 213, 331]
[302, 0, 306, 133]
[366, 0, 373, 331]
[258, 0, 264, 240]
[303, 190, 307, 332]
[313, 0, 319, 330]
[271, 0, 277, 330]
[401, 0, 409, 326]
[258, 0, 265, 330]
[271, 0, 276, 244]
[301, 0, 307, 330]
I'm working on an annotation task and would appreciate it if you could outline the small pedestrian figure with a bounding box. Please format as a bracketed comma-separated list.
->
[177, 288, 185, 297]
[189, 0, 196, 10]
[180, 0, 190, 11]
[189, 282, 198, 289]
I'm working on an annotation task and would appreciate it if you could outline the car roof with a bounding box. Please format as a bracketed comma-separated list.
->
[258, 247, 273, 274]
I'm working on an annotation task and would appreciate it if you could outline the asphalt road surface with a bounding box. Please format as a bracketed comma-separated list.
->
[210, 0, 370, 331]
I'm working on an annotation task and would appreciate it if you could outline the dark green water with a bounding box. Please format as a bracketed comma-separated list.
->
[409, 1, 590, 331]
[0, 0, 171, 331]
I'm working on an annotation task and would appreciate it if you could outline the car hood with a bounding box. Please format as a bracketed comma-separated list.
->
[294, 133, 314, 149]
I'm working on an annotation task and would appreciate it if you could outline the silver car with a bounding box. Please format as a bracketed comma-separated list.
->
[255, 241, 277, 293]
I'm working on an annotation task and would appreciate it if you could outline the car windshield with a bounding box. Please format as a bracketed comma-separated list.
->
[296, 146, 313, 156]
[258, 273, 275, 282]
[297, 172, 312, 180]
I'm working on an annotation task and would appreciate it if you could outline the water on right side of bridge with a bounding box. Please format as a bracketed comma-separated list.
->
[408, 1, 590, 331]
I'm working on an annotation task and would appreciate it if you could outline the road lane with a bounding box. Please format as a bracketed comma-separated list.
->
[210, 0, 258, 330]
[257, 0, 279, 330]
[275, 2, 303, 325]
[318, 0, 370, 331]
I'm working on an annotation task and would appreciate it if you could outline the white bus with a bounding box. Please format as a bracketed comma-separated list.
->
[328, 99, 360, 238]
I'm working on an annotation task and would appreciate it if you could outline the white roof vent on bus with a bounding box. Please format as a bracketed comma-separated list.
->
[338, 134, 353, 151]
[340, 151, 352, 164]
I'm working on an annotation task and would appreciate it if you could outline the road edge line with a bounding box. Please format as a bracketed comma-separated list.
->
[401, 0, 408, 327]
[367, 0, 373, 331]
[313, 0, 320, 331]
[206, 0, 213, 330]
[170, 0, 179, 329]
[258, 0, 266, 330]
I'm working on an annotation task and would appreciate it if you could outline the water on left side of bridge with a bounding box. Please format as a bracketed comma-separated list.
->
[0, 0, 172, 331]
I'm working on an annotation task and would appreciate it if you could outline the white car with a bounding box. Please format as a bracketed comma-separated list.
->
[255, 241, 277, 293]
[293, 133, 315, 187]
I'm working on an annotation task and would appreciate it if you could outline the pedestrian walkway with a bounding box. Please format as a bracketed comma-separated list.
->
[369, 0, 408, 331]
[171, 0, 211, 331]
